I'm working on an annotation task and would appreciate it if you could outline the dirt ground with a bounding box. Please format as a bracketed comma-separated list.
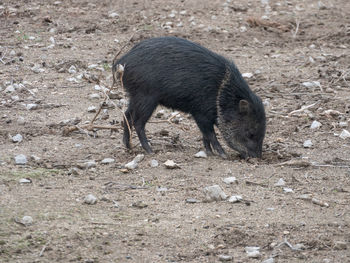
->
[1, 0, 350, 262]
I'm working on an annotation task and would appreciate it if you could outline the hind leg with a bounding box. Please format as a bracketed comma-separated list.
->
[122, 107, 134, 149]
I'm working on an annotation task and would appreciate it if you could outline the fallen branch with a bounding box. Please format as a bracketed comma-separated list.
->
[287, 102, 318, 117]
[39, 240, 51, 257]
[247, 17, 292, 32]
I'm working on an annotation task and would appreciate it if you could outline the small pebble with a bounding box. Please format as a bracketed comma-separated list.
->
[15, 154, 27, 165]
[185, 198, 200, 203]
[49, 36, 55, 44]
[242, 72, 253, 78]
[11, 95, 19, 101]
[194, 151, 207, 158]
[297, 194, 312, 200]
[84, 194, 97, 205]
[125, 160, 138, 170]
[228, 195, 242, 203]
[223, 176, 237, 184]
[245, 246, 260, 253]
[339, 122, 348, 128]
[87, 106, 97, 112]
[21, 216, 33, 226]
[156, 187, 168, 193]
[247, 251, 261, 258]
[31, 65, 45, 73]
[31, 155, 41, 162]
[164, 160, 179, 169]
[283, 187, 294, 193]
[240, 26, 247, 32]
[218, 254, 233, 261]
[12, 134, 23, 143]
[4, 85, 15, 93]
[101, 158, 115, 164]
[150, 159, 159, 167]
[303, 139, 313, 148]
[262, 258, 274, 263]
[125, 154, 144, 170]
[26, 103, 38, 110]
[310, 120, 322, 129]
[274, 178, 286, 186]
[108, 12, 119, 18]
[203, 185, 227, 202]
[245, 246, 260, 258]
[68, 65, 77, 74]
[302, 81, 321, 88]
[77, 160, 96, 169]
[339, 129, 350, 139]
[19, 178, 32, 184]
[294, 243, 306, 250]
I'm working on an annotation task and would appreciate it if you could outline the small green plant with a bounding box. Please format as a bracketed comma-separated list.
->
[103, 63, 111, 71]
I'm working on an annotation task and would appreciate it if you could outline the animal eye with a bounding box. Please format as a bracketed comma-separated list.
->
[248, 132, 255, 139]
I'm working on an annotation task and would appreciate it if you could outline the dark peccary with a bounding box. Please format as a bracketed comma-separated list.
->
[113, 36, 266, 158]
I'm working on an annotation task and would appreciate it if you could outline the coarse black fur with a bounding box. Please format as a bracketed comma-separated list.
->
[113, 36, 266, 158]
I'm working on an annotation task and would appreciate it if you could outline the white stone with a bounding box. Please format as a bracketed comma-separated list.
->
[125, 154, 144, 170]
[245, 246, 260, 258]
[339, 129, 350, 139]
[302, 81, 321, 88]
[223, 177, 237, 184]
[78, 160, 96, 169]
[11, 95, 19, 101]
[228, 195, 242, 203]
[262, 258, 274, 263]
[150, 159, 159, 167]
[21, 216, 33, 225]
[310, 120, 322, 129]
[4, 85, 15, 93]
[164, 160, 179, 169]
[19, 178, 31, 184]
[339, 122, 348, 128]
[88, 93, 101, 100]
[125, 160, 138, 170]
[68, 65, 77, 74]
[87, 106, 97, 112]
[247, 251, 261, 258]
[49, 36, 55, 44]
[203, 185, 227, 202]
[12, 134, 23, 143]
[242, 72, 253, 78]
[303, 139, 313, 148]
[274, 178, 286, 186]
[88, 64, 99, 69]
[31, 65, 45, 73]
[133, 154, 144, 163]
[194, 151, 207, 158]
[84, 194, 97, 204]
[15, 154, 27, 165]
[26, 103, 38, 110]
[245, 246, 260, 253]
[67, 77, 78, 83]
[31, 155, 41, 162]
[240, 26, 247, 32]
[108, 12, 119, 18]
[283, 187, 294, 193]
[218, 254, 233, 261]
[101, 158, 115, 164]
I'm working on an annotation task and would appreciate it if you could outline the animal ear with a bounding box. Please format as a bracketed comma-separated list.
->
[239, 100, 250, 115]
